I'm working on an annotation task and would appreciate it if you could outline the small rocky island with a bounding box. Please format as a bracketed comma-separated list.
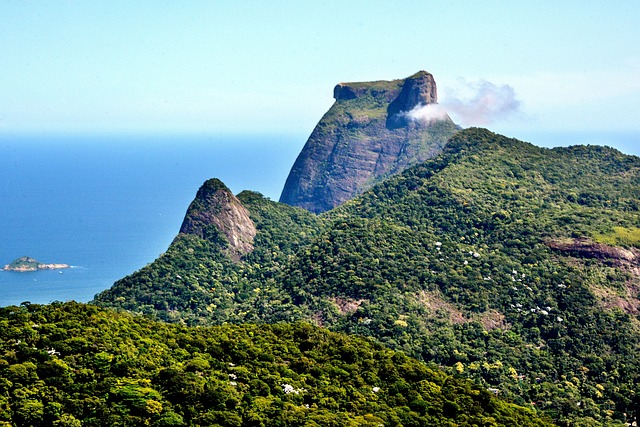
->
[3, 256, 70, 272]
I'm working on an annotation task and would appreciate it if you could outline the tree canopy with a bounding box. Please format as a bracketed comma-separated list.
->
[0, 301, 553, 426]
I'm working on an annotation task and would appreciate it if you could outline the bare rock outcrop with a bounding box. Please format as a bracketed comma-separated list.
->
[546, 237, 637, 262]
[179, 179, 256, 261]
[547, 237, 640, 316]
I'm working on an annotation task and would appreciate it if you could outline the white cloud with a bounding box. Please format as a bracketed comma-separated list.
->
[404, 79, 521, 127]
[402, 103, 450, 123]
[441, 79, 521, 127]
[479, 62, 640, 132]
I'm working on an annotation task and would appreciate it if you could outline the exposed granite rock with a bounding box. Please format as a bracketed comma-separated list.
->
[280, 71, 459, 213]
[333, 84, 359, 100]
[179, 179, 256, 261]
[546, 237, 637, 262]
[546, 237, 640, 316]
[387, 71, 439, 128]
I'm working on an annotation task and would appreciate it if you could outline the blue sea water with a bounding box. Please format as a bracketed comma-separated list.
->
[0, 133, 303, 306]
[0, 130, 638, 307]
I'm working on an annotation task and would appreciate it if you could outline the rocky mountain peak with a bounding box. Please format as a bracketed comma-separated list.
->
[279, 71, 458, 213]
[179, 178, 256, 261]
[386, 71, 437, 128]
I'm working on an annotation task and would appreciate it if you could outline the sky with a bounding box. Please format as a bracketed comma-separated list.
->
[1, 1, 639, 146]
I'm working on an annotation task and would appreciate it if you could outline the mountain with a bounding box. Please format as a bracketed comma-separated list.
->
[178, 178, 256, 262]
[95, 127, 640, 425]
[279, 71, 459, 213]
[0, 302, 552, 426]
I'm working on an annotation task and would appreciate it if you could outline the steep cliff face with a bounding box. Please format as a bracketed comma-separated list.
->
[279, 71, 459, 213]
[179, 178, 256, 261]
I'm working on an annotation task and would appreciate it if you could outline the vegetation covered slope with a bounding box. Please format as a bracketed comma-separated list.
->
[94, 190, 323, 325]
[95, 128, 640, 426]
[0, 302, 552, 426]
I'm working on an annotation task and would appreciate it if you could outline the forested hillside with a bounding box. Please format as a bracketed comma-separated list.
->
[0, 302, 553, 426]
[95, 128, 640, 426]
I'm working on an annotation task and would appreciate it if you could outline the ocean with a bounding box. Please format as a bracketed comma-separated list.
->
[1, 130, 638, 307]
[0, 133, 302, 306]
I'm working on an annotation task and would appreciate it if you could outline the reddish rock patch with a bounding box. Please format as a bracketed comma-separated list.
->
[330, 297, 366, 315]
[546, 237, 637, 262]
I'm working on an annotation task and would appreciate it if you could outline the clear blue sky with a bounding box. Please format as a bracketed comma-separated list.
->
[2, 1, 639, 141]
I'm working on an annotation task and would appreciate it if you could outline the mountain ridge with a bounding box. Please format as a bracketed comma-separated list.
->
[95, 127, 640, 425]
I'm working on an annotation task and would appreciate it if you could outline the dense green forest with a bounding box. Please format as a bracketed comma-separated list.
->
[0, 302, 553, 426]
[94, 128, 640, 426]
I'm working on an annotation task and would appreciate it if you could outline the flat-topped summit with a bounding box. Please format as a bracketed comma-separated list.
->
[280, 70, 458, 213]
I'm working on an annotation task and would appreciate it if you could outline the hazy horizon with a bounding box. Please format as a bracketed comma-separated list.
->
[1, 1, 638, 148]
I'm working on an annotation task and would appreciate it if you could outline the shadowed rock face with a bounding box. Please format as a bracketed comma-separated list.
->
[280, 71, 459, 213]
[386, 71, 439, 128]
[179, 179, 256, 261]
